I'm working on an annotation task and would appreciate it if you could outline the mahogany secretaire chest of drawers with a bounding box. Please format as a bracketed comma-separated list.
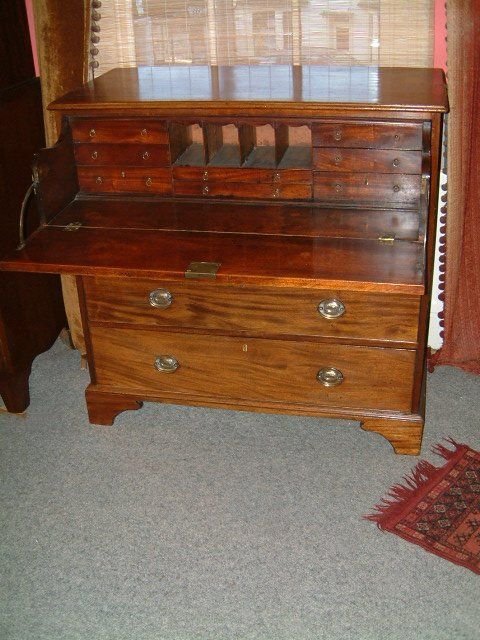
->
[1, 65, 448, 454]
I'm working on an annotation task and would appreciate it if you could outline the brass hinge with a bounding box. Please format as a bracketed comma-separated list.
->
[378, 234, 396, 244]
[185, 261, 221, 279]
[64, 221, 83, 232]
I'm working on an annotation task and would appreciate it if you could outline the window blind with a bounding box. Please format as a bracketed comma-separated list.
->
[90, 0, 434, 76]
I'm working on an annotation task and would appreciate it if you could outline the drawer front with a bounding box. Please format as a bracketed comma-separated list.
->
[312, 122, 423, 150]
[90, 326, 416, 412]
[313, 149, 422, 174]
[173, 180, 312, 200]
[78, 167, 172, 194]
[71, 119, 169, 144]
[172, 166, 312, 184]
[75, 143, 170, 167]
[313, 172, 421, 205]
[84, 277, 420, 344]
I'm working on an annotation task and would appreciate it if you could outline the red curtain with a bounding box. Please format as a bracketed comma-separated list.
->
[431, 0, 480, 373]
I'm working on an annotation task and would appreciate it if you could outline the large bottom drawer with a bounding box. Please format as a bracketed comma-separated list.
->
[90, 327, 416, 412]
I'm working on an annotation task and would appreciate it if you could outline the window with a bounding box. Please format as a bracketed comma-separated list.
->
[90, 1, 434, 76]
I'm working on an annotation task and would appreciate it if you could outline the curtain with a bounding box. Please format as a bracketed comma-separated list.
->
[91, 0, 434, 76]
[430, 0, 480, 373]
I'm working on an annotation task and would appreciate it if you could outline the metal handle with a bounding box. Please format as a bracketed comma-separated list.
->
[149, 288, 173, 309]
[392, 158, 400, 168]
[145, 177, 153, 187]
[17, 181, 36, 250]
[334, 130, 342, 141]
[142, 151, 150, 160]
[91, 150, 98, 160]
[392, 184, 400, 193]
[154, 355, 179, 373]
[89, 128, 96, 138]
[317, 298, 346, 319]
[317, 367, 344, 387]
[202, 185, 209, 195]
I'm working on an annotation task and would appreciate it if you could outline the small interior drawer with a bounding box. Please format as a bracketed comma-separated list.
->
[173, 180, 312, 200]
[313, 172, 422, 205]
[89, 326, 416, 412]
[312, 122, 423, 150]
[313, 149, 423, 174]
[84, 277, 420, 344]
[71, 119, 169, 144]
[77, 167, 173, 194]
[75, 143, 170, 167]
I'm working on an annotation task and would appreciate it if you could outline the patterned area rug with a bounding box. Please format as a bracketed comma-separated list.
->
[367, 440, 480, 574]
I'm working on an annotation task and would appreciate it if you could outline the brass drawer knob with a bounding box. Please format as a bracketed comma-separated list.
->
[141, 128, 148, 136]
[334, 130, 342, 141]
[392, 158, 400, 168]
[142, 151, 150, 160]
[273, 188, 280, 198]
[202, 185, 209, 195]
[392, 184, 400, 193]
[95, 176, 103, 184]
[203, 170, 209, 181]
[89, 128, 96, 138]
[317, 367, 344, 387]
[334, 182, 343, 192]
[317, 298, 346, 319]
[91, 151, 98, 160]
[334, 155, 342, 164]
[273, 172, 281, 183]
[154, 355, 179, 373]
[149, 288, 173, 309]
[145, 177, 153, 187]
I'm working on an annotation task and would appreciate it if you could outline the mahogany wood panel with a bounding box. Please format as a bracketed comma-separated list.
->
[313, 149, 422, 174]
[74, 143, 170, 167]
[71, 118, 168, 143]
[89, 326, 416, 412]
[50, 199, 422, 241]
[1, 227, 425, 294]
[84, 276, 420, 345]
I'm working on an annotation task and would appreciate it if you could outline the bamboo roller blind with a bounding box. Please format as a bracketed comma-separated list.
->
[91, 0, 434, 75]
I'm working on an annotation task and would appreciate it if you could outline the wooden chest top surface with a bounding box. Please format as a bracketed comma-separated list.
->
[49, 65, 448, 116]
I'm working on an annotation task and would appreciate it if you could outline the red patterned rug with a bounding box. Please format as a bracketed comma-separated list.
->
[366, 440, 480, 574]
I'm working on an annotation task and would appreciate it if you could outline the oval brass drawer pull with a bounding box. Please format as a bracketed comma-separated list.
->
[95, 176, 103, 184]
[142, 151, 150, 160]
[91, 150, 98, 160]
[392, 158, 400, 167]
[393, 184, 400, 193]
[149, 288, 173, 309]
[89, 128, 96, 138]
[334, 130, 342, 141]
[317, 367, 344, 387]
[145, 177, 153, 187]
[317, 298, 346, 319]
[154, 355, 179, 373]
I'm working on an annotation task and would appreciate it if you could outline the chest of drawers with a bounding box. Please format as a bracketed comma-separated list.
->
[0, 65, 448, 454]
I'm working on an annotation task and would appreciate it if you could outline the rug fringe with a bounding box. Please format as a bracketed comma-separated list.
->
[365, 439, 467, 529]
[365, 459, 438, 529]
[431, 437, 462, 460]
